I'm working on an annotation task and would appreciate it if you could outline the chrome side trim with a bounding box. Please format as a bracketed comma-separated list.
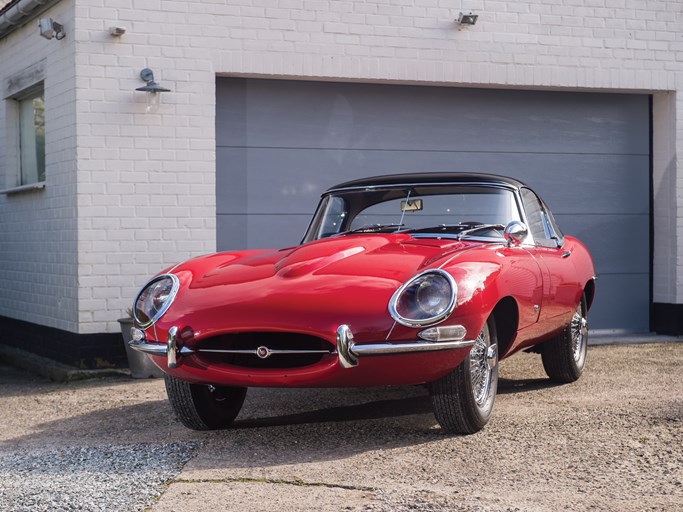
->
[337, 324, 475, 369]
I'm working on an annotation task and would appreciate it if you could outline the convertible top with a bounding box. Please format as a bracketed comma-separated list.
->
[326, 173, 527, 193]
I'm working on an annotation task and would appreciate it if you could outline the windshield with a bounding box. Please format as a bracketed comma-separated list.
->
[303, 184, 522, 243]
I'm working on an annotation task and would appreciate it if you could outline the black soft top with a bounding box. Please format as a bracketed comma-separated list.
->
[326, 172, 527, 193]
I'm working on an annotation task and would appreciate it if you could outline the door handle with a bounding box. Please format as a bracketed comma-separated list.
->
[561, 250, 571, 258]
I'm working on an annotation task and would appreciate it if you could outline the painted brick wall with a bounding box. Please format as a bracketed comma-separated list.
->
[74, 0, 217, 334]
[0, 0, 78, 332]
[3, 0, 682, 335]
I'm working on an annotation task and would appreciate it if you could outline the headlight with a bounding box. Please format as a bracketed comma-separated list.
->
[133, 274, 180, 328]
[388, 269, 456, 327]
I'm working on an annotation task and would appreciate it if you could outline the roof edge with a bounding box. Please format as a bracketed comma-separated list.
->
[0, 0, 62, 40]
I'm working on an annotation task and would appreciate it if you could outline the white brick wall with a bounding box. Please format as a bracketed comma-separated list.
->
[652, 92, 677, 304]
[74, 0, 217, 333]
[0, 0, 78, 332]
[2, 0, 683, 334]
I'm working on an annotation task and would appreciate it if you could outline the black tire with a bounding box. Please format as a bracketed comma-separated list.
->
[541, 294, 588, 383]
[164, 375, 247, 430]
[430, 316, 498, 435]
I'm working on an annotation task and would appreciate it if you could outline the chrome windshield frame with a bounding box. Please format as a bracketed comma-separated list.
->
[302, 181, 527, 244]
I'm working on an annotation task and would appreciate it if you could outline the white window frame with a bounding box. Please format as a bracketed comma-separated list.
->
[0, 81, 46, 195]
[15, 83, 46, 187]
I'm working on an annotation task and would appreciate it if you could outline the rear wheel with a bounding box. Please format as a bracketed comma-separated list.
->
[541, 295, 588, 383]
[430, 316, 498, 435]
[165, 375, 247, 430]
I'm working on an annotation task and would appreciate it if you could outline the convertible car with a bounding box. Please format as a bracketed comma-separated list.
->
[130, 173, 595, 434]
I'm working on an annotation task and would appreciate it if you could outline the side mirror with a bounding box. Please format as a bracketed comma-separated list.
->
[504, 221, 528, 247]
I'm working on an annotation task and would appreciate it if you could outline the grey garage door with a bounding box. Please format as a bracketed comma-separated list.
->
[216, 79, 650, 332]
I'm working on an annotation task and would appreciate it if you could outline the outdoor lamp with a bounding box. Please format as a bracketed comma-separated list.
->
[136, 68, 170, 113]
[457, 12, 478, 26]
[38, 18, 65, 40]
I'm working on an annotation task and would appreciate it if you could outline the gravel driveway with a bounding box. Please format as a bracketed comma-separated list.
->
[0, 342, 681, 511]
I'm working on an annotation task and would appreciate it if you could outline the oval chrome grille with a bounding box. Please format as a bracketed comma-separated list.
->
[195, 332, 335, 369]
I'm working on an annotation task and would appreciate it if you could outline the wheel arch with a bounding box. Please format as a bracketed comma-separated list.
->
[584, 278, 596, 311]
[490, 296, 518, 358]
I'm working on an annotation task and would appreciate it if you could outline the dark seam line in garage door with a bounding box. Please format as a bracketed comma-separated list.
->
[216, 145, 649, 157]
[218, 213, 311, 216]
[554, 213, 649, 216]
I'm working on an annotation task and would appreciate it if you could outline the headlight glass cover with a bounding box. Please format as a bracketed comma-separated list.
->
[389, 269, 457, 327]
[133, 274, 180, 328]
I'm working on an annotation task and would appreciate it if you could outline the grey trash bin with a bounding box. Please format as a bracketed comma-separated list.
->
[118, 317, 164, 378]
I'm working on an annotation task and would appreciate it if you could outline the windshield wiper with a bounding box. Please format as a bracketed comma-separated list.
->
[403, 223, 505, 238]
[340, 223, 405, 235]
[403, 223, 468, 234]
[457, 224, 506, 238]
[403, 222, 493, 235]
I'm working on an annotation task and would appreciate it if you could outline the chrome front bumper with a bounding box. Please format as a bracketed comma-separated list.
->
[128, 324, 475, 370]
[335, 324, 475, 368]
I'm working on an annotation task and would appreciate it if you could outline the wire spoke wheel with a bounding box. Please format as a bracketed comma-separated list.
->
[542, 294, 588, 383]
[469, 330, 495, 407]
[570, 304, 588, 364]
[430, 316, 498, 435]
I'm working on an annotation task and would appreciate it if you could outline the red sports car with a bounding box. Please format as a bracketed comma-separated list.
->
[130, 173, 596, 434]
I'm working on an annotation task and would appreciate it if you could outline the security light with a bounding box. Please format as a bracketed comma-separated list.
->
[38, 18, 65, 40]
[457, 12, 478, 26]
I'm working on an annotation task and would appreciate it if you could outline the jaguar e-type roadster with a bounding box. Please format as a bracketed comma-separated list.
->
[130, 173, 595, 434]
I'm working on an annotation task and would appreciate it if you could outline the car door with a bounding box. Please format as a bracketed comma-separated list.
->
[520, 188, 579, 332]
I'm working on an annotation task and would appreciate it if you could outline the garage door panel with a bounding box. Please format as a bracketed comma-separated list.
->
[216, 78, 650, 332]
[216, 214, 246, 251]
[216, 80, 648, 155]
[555, 214, 649, 275]
[217, 147, 648, 216]
[216, 78, 246, 147]
[512, 155, 649, 215]
[217, 214, 310, 251]
[216, 148, 247, 214]
[587, 273, 650, 333]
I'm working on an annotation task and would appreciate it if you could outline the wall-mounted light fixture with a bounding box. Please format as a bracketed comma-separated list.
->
[457, 12, 478, 26]
[38, 18, 66, 40]
[135, 68, 170, 113]
[109, 26, 126, 36]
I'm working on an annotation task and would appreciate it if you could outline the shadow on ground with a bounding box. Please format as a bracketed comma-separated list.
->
[1, 366, 566, 469]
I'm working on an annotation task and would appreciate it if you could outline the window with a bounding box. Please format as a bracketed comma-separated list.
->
[521, 188, 559, 248]
[17, 85, 45, 185]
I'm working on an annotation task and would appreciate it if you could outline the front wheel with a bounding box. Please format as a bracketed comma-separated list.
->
[165, 375, 247, 430]
[430, 316, 498, 435]
[541, 295, 588, 383]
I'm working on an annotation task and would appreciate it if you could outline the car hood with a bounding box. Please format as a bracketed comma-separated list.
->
[160, 234, 483, 342]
